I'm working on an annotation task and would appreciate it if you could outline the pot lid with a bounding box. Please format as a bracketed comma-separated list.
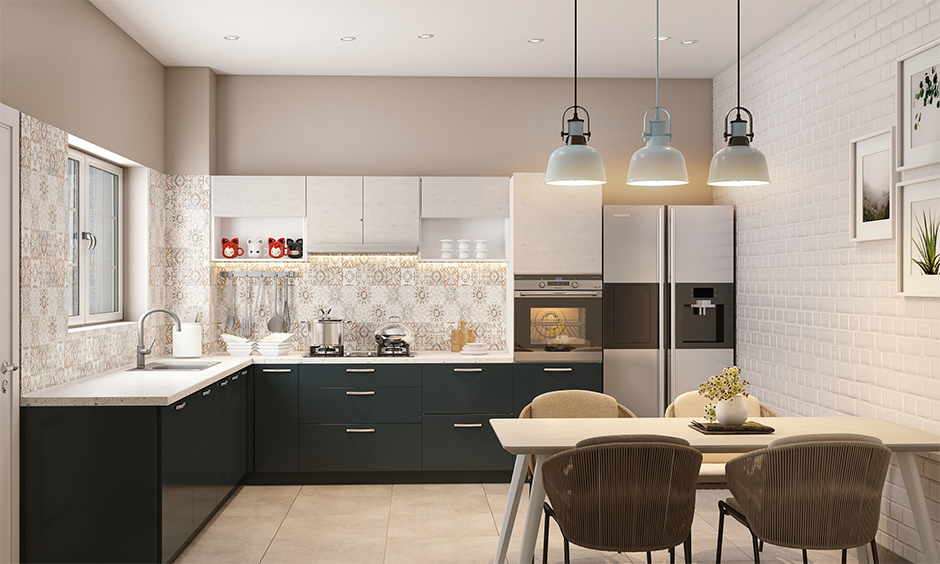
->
[317, 308, 343, 322]
[375, 316, 413, 342]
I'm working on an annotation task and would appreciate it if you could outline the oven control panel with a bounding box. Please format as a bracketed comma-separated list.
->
[514, 274, 603, 291]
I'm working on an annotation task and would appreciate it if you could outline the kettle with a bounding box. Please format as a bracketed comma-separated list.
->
[303, 308, 344, 348]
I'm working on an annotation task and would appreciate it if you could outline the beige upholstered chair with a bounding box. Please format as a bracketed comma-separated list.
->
[717, 434, 891, 564]
[664, 390, 779, 488]
[541, 434, 703, 564]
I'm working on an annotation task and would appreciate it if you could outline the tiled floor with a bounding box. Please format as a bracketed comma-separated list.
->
[176, 484, 867, 564]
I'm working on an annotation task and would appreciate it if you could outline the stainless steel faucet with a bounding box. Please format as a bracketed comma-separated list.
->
[137, 308, 182, 369]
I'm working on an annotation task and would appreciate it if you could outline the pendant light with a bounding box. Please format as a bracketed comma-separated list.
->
[707, 0, 770, 186]
[626, 0, 689, 186]
[545, 0, 607, 186]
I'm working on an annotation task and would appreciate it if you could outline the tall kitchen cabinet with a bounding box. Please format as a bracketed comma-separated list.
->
[306, 176, 420, 253]
[511, 172, 602, 274]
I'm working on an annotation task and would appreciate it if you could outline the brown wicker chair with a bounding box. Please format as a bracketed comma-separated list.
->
[541, 434, 703, 564]
[664, 390, 780, 489]
[717, 433, 891, 564]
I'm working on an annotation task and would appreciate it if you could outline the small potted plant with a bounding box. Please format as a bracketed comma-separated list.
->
[698, 365, 750, 425]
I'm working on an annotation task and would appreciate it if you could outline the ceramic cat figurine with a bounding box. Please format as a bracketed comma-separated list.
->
[221, 238, 244, 259]
[246, 238, 265, 258]
[286, 238, 303, 259]
[268, 237, 286, 259]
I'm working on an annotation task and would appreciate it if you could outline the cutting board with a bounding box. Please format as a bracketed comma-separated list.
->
[451, 321, 474, 352]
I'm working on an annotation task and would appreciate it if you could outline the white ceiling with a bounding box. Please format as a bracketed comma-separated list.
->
[89, 0, 824, 79]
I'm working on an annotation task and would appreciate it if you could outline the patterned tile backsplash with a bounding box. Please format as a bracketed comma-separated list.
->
[17, 114, 507, 393]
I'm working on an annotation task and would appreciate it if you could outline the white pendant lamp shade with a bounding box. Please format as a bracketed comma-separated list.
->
[546, 143, 607, 186]
[707, 109, 770, 186]
[627, 116, 688, 186]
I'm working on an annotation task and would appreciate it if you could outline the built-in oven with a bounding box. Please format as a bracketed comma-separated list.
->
[513, 275, 603, 362]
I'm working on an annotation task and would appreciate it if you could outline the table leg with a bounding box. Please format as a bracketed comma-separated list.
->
[494, 454, 529, 564]
[896, 451, 940, 564]
[517, 454, 545, 564]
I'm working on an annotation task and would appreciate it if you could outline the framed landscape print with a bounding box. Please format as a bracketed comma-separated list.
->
[897, 38, 940, 170]
[850, 128, 895, 241]
[897, 176, 940, 298]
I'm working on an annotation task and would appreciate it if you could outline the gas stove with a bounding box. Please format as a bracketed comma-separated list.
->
[304, 345, 413, 358]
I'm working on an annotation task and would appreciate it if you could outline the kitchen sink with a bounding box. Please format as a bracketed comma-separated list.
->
[127, 361, 221, 372]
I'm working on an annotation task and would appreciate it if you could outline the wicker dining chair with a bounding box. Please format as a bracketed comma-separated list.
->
[541, 434, 703, 564]
[717, 433, 892, 564]
[664, 390, 780, 489]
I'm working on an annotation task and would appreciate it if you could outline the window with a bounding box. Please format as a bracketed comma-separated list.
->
[67, 148, 123, 326]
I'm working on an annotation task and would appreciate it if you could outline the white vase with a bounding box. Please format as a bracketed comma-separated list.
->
[715, 396, 748, 426]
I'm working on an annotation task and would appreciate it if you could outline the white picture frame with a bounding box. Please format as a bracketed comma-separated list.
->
[850, 128, 895, 241]
[897, 38, 940, 170]
[897, 176, 940, 298]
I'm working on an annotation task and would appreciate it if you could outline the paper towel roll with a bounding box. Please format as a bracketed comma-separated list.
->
[173, 323, 203, 358]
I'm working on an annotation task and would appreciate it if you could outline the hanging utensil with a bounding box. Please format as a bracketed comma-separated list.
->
[225, 276, 236, 332]
[282, 276, 291, 329]
[240, 277, 252, 338]
[259, 275, 266, 315]
[267, 276, 284, 333]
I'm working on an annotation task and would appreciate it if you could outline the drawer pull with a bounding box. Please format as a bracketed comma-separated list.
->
[346, 368, 375, 373]
[453, 423, 483, 428]
[262, 368, 292, 373]
[175, 402, 186, 411]
[346, 391, 376, 396]
[543, 368, 573, 372]
[233, 374, 241, 380]
[202, 389, 212, 396]
[453, 368, 483, 373]
[346, 428, 375, 433]
[220, 380, 229, 387]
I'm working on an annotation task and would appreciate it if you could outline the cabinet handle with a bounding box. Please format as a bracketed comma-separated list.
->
[262, 368, 292, 373]
[346, 368, 375, 373]
[220, 380, 229, 387]
[346, 428, 375, 433]
[346, 391, 376, 396]
[543, 368, 573, 372]
[233, 374, 240, 380]
[175, 402, 186, 411]
[453, 368, 483, 373]
[202, 389, 212, 396]
[453, 423, 483, 428]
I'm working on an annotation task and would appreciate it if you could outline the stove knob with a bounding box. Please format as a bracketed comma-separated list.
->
[571, 281, 579, 289]
[538, 281, 546, 288]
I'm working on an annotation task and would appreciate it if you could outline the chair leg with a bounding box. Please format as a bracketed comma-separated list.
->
[717, 501, 726, 564]
[542, 506, 550, 564]
[669, 546, 675, 564]
[842, 549, 847, 564]
[871, 539, 880, 564]
[684, 535, 693, 564]
[751, 534, 761, 564]
[563, 536, 570, 564]
[802, 549, 808, 564]
[647, 552, 652, 564]
[759, 540, 764, 552]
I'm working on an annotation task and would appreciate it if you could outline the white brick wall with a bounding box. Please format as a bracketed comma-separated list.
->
[712, 1, 940, 561]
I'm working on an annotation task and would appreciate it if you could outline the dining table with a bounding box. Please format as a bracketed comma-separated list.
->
[489, 416, 940, 564]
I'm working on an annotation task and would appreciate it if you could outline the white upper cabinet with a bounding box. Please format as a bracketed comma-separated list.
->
[511, 172, 602, 274]
[211, 176, 306, 217]
[420, 177, 510, 218]
[306, 176, 420, 252]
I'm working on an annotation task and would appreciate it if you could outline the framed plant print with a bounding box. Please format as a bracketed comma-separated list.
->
[897, 176, 940, 298]
[897, 38, 940, 170]
[850, 128, 895, 241]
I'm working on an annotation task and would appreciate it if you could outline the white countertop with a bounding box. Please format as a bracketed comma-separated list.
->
[20, 351, 514, 407]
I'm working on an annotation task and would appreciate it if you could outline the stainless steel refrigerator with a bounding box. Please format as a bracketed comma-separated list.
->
[602, 205, 734, 417]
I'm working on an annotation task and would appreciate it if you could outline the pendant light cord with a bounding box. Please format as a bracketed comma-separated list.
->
[573, 0, 578, 115]
[655, 0, 660, 119]
[736, 0, 741, 119]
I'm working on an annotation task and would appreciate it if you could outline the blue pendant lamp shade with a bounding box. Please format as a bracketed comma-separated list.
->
[545, 0, 607, 186]
[707, 0, 770, 187]
[626, 0, 689, 186]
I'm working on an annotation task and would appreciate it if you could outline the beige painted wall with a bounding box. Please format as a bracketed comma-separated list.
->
[165, 67, 216, 175]
[0, 0, 165, 171]
[216, 75, 714, 205]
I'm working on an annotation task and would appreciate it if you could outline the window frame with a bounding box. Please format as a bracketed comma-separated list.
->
[67, 147, 124, 327]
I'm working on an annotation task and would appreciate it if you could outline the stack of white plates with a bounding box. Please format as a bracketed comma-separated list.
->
[222, 334, 257, 356]
[257, 341, 294, 356]
[460, 342, 488, 356]
[260, 333, 293, 344]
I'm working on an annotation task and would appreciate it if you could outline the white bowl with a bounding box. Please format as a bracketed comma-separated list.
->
[260, 333, 293, 343]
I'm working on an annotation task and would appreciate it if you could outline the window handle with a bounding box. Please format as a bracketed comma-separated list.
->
[81, 231, 97, 251]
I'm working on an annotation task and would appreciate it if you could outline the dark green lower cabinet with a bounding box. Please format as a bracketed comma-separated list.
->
[299, 424, 422, 472]
[422, 414, 514, 471]
[254, 366, 299, 472]
[512, 363, 603, 415]
[161, 398, 196, 562]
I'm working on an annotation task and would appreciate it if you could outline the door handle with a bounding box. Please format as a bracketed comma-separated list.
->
[543, 367, 573, 372]
[346, 368, 375, 373]
[0, 361, 18, 375]
[81, 231, 97, 251]
[453, 423, 483, 428]
[346, 428, 375, 433]
[453, 368, 483, 373]
[345, 391, 375, 396]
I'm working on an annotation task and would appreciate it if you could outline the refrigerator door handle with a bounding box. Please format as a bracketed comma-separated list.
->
[658, 206, 666, 416]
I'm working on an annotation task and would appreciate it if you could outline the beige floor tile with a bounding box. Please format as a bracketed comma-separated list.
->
[390, 493, 493, 516]
[174, 536, 272, 564]
[299, 484, 393, 499]
[275, 512, 389, 539]
[287, 493, 392, 516]
[195, 513, 286, 541]
[392, 482, 486, 497]
[260, 536, 386, 564]
[482, 482, 516, 497]
[221, 493, 296, 518]
[384, 536, 504, 564]
[387, 511, 498, 537]
[232, 485, 303, 501]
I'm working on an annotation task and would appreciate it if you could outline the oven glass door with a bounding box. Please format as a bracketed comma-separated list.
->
[514, 292, 603, 359]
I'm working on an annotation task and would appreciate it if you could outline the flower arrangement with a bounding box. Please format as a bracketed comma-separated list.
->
[698, 365, 749, 422]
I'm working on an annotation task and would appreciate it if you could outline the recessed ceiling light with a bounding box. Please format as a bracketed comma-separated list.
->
[224, 35, 240, 41]
[417, 34, 434, 39]
[340, 36, 356, 42]
[655, 36, 670, 41]
[528, 38, 544, 43]
[681, 39, 698, 45]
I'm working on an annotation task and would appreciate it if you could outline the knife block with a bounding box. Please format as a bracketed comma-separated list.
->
[451, 321, 474, 352]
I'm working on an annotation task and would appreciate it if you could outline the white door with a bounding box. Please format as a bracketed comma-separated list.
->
[0, 103, 20, 564]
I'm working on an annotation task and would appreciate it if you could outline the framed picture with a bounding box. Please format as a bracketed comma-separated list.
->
[850, 128, 895, 241]
[897, 38, 940, 170]
[897, 176, 940, 298]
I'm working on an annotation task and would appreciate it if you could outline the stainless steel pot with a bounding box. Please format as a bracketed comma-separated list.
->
[374, 316, 413, 347]
[307, 308, 343, 348]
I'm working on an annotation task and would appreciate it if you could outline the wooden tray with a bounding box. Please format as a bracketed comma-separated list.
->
[689, 420, 775, 435]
